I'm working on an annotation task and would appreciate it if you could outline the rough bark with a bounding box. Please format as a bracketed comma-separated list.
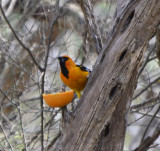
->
[114, 0, 129, 18]
[156, 25, 160, 63]
[55, 0, 160, 151]
[80, 0, 102, 54]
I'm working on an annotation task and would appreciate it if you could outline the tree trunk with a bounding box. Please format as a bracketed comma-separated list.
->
[55, 0, 160, 151]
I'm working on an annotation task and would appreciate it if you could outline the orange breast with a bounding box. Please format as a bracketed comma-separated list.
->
[60, 66, 89, 92]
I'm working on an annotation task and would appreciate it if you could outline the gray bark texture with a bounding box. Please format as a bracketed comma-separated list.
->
[55, 0, 160, 151]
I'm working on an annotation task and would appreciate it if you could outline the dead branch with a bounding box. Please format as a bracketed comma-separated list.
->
[134, 125, 160, 151]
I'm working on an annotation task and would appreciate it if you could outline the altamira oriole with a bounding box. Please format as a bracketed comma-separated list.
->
[57, 55, 91, 98]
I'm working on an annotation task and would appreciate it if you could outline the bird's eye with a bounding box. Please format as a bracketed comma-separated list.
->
[58, 56, 69, 63]
[61, 57, 65, 62]
[63, 57, 69, 62]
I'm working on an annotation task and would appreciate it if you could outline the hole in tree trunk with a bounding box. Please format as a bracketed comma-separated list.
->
[119, 49, 127, 62]
[109, 85, 118, 100]
[104, 123, 110, 137]
[121, 10, 135, 32]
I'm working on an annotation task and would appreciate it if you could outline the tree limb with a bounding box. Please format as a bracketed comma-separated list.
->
[80, 0, 102, 54]
[0, 4, 44, 72]
[134, 125, 160, 151]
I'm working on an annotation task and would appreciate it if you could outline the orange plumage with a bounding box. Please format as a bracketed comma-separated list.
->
[57, 55, 90, 98]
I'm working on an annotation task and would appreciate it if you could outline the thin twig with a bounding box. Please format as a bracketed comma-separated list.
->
[1, 50, 36, 83]
[26, 110, 60, 148]
[0, 89, 27, 150]
[131, 110, 160, 119]
[138, 46, 155, 77]
[131, 95, 160, 111]
[133, 76, 160, 100]
[0, 4, 44, 72]
[141, 105, 160, 143]
[134, 125, 160, 151]
[40, 73, 45, 151]
[47, 131, 61, 150]
[3, 61, 28, 150]
[128, 107, 153, 126]
[0, 123, 13, 151]
[45, 109, 61, 150]
[80, 0, 102, 54]
[44, 2, 61, 70]
[40, 1, 64, 150]
[0, 89, 17, 108]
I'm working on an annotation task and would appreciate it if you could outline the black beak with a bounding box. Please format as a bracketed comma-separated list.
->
[57, 56, 68, 63]
[57, 56, 65, 63]
[57, 56, 62, 61]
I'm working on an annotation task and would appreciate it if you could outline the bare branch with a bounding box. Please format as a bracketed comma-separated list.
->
[15, 0, 40, 30]
[138, 45, 155, 77]
[80, 0, 102, 54]
[128, 107, 153, 126]
[131, 95, 160, 111]
[2, 0, 17, 17]
[133, 76, 160, 100]
[134, 125, 160, 151]
[141, 105, 160, 143]
[0, 89, 27, 150]
[0, 4, 44, 72]
[47, 131, 61, 150]
[39, 1, 65, 150]
[0, 123, 13, 151]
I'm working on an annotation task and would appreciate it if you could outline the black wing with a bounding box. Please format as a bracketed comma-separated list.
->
[76, 65, 91, 73]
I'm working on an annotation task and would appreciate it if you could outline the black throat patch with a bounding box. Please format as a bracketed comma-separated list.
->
[59, 61, 69, 79]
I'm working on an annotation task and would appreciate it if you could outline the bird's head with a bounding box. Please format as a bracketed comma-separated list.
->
[57, 55, 69, 63]
[57, 55, 75, 67]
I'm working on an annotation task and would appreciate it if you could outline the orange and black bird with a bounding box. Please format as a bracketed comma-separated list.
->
[57, 55, 91, 98]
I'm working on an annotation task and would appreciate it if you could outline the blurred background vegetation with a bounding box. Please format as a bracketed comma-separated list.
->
[0, 0, 160, 150]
